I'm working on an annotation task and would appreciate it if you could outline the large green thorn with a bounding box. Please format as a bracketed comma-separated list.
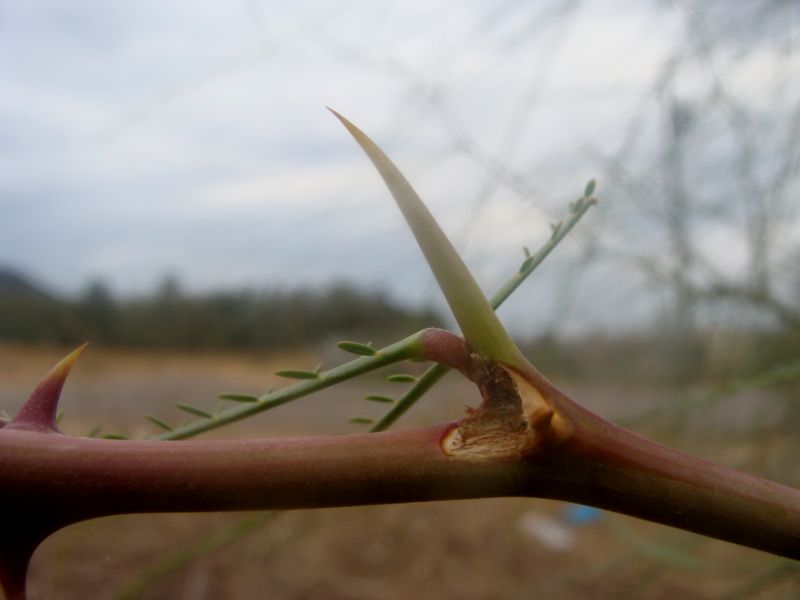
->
[330, 108, 528, 371]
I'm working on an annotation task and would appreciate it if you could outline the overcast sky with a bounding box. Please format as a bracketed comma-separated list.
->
[1, 1, 797, 336]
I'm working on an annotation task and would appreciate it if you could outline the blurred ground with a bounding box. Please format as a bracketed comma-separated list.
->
[1, 342, 798, 600]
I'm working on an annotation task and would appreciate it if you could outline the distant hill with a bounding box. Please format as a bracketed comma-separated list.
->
[0, 267, 70, 343]
[0, 268, 54, 300]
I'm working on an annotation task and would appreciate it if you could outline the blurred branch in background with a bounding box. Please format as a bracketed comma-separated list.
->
[587, 0, 799, 344]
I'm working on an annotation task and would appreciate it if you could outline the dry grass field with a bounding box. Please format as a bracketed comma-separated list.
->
[1, 342, 797, 599]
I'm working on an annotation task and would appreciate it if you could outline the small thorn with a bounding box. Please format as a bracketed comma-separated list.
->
[349, 416, 375, 425]
[8, 344, 87, 434]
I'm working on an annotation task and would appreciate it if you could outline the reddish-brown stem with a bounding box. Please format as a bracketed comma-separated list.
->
[0, 409, 797, 562]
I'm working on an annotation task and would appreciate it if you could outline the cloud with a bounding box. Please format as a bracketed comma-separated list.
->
[0, 0, 795, 336]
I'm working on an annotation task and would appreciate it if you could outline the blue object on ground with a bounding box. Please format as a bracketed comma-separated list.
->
[563, 504, 602, 525]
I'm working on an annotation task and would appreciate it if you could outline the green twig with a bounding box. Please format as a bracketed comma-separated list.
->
[155, 331, 429, 440]
[490, 194, 596, 308]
